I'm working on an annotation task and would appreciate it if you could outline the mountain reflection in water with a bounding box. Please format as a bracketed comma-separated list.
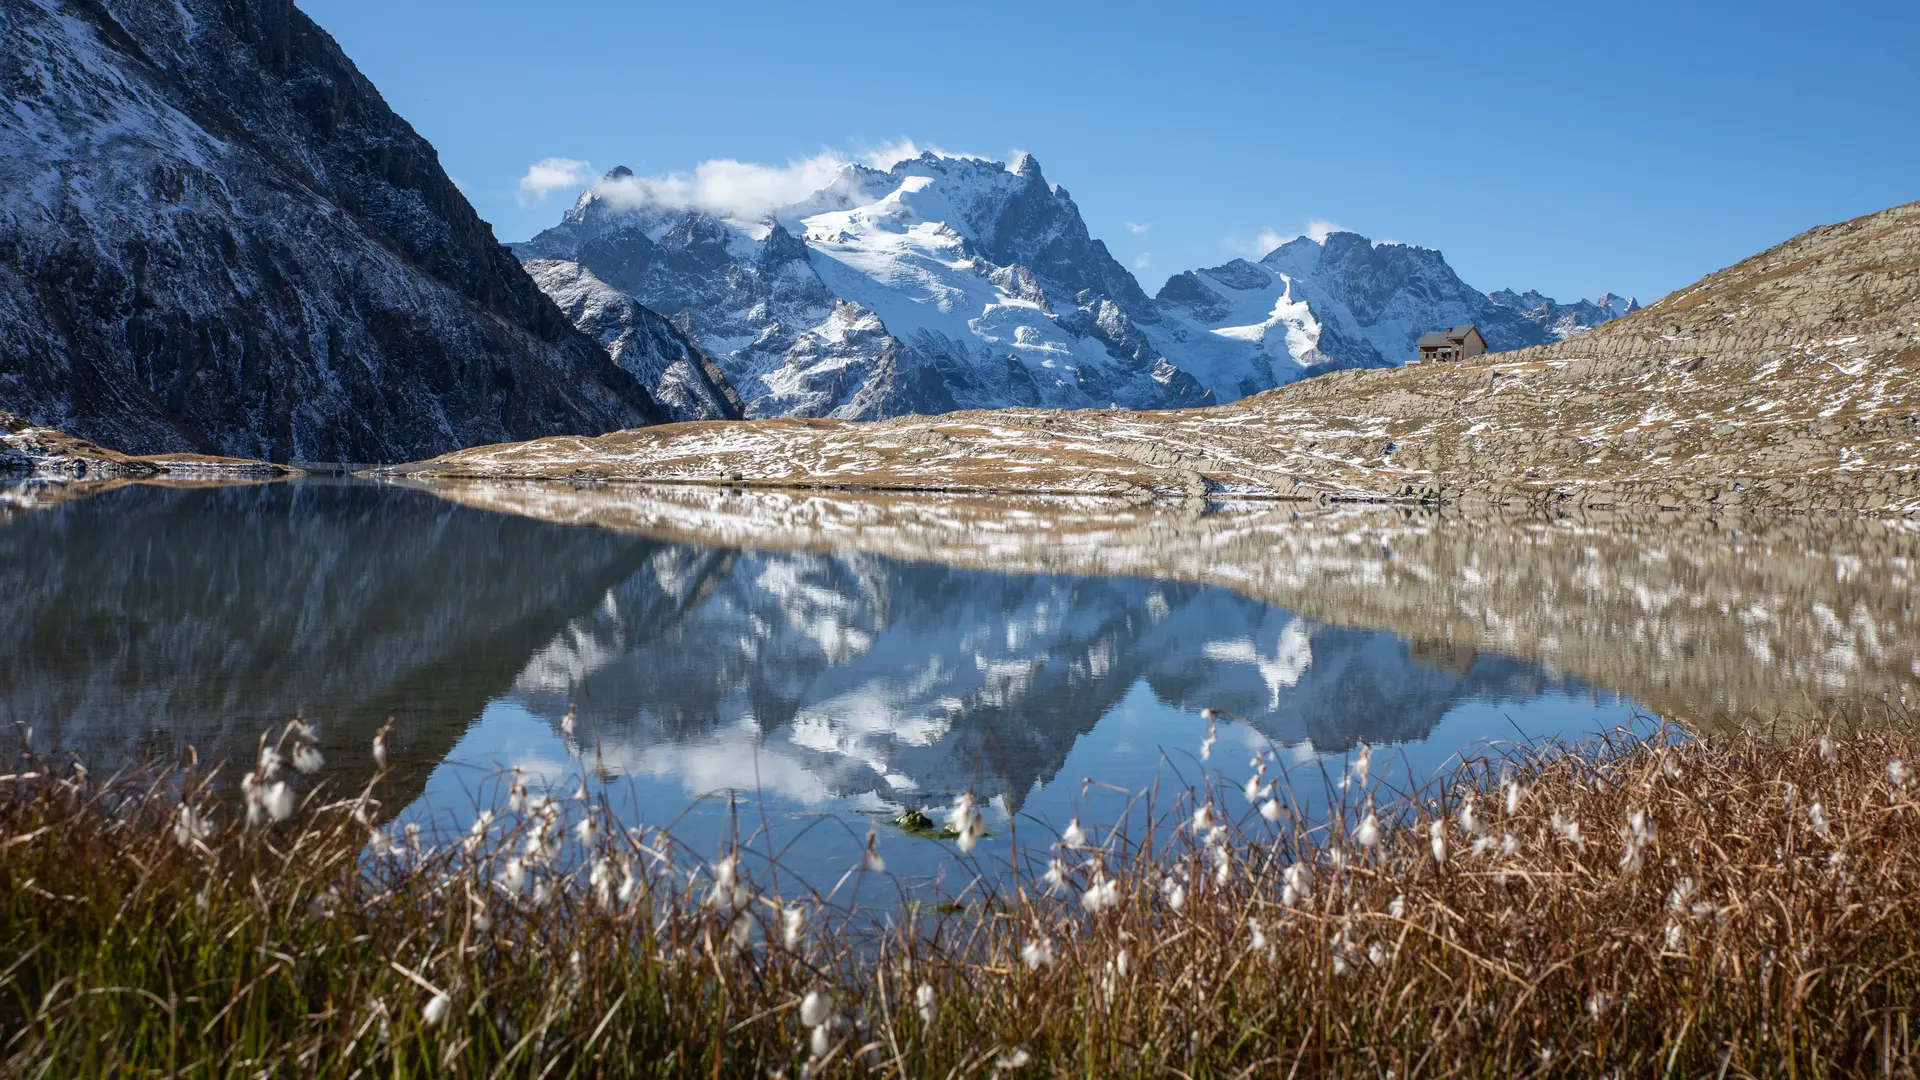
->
[8, 479, 1909, 884]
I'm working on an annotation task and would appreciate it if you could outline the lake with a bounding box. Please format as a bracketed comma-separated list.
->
[2, 479, 1914, 891]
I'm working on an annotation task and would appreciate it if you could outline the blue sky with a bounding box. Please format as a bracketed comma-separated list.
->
[303, 0, 1916, 304]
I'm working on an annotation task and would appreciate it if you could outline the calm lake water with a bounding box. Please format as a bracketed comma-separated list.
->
[2, 479, 1914, 890]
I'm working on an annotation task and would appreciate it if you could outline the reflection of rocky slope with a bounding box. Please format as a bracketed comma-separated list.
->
[0, 482, 660, 804]
[415, 483, 1920, 731]
[509, 548, 1575, 808]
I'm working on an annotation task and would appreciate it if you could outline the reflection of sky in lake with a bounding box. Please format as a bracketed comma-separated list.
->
[403, 674, 1644, 893]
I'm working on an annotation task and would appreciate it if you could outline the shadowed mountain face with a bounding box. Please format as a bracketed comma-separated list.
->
[0, 0, 661, 461]
[0, 481, 1604, 820]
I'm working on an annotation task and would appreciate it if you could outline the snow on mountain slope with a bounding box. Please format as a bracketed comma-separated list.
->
[1145, 232, 1633, 401]
[0, 0, 661, 461]
[522, 260, 743, 422]
[1488, 288, 1641, 341]
[516, 153, 1209, 419]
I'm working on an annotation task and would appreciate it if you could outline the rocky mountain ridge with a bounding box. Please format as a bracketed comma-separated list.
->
[0, 0, 662, 462]
[519, 153, 1634, 418]
[406, 200, 1920, 516]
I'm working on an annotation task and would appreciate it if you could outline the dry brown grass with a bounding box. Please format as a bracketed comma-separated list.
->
[4, 721, 1920, 1076]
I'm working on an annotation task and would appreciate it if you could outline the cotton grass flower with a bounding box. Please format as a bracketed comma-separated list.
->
[262, 781, 295, 823]
[1019, 935, 1054, 969]
[1043, 858, 1070, 894]
[1059, 816, 1086, 847]
[915, 983, 936, 1025]
[1807, 801, 1831, 839]
[1456, 796, 1480, 837]
[948, 793, 986, 853]
[1818, 735, 1837, 763]
[1282, 861, 1313, 907]
[781, 905, 807, 952]
[1429, 819, 1448, 862]
[1260, 798, 1284, 822]
[1355, 810, 1381, 849]
[1505, 780, 1527, 815]
[800, 988, 833, 1029]
[1192, 803, 1214, 832]
[1080, 876, 1121, 915]
[1161, 876, 1186, 911]
[423, 992, 451, 1027]
[1889, 759, 1912, 789]
[498, 857, 528, 897]
[291, 743, 323, 775]
[174, 804, 212, 849]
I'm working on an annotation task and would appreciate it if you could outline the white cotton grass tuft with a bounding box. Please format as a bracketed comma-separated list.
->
[1807, 802, 1831, 839]
[1456, 796, 1480, 837]
[1818, 735, 1837, 763]
[915, 983, 936, 1025]
[498, 857, 528, 897]
[1059, 817, 1087, 847]
[1260, 798, 1284, 822]
[262, 781, 295, 823]
[1505, 780, 1527, 816]
[1019, 935, 1054, 969]
[948, 793, 986, 853]
[782, 905, 806, 952]
[174, 804, 212, 849]
[1344, 743, 1372, 790]
[1282, 861, 1313, 907]
[368, 827, 394, 856]
[423, 992, 451, 1027]
[1355, 810, 1381, 849]
[1161, 876, 1186, 912]
[561, 703, 576, 737]
[291, 743, 324, 776]
[1191, 803, 1214, 832]
[1388, 894, 1406, 919]
[800, 988, 833, 1029]
[1889, 759, 1912, 789]
[1044, 858, 1070, 894]
[574, 816, 599, 848]
[1429, 819, 1448, 863]
[1080, 876, 1122, 915]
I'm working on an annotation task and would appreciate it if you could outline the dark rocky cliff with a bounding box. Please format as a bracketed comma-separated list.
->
[0, 0, 662, 462]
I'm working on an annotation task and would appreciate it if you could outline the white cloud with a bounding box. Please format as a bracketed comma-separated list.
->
[1227, 219, 1350, 258]
[1301, 218, 1348, 242]
[593, 152, 854, 223]
[1124, 221, 1151, 234]
[1132, 252, 1152, 269]
[860, 138, 929, 169]
[516, 157, 595, 206]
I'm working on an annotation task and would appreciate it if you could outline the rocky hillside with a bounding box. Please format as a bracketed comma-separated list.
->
[399, 201, 1920, 515]
[522, 260, 742, 423]
[0, 0, 662, 462]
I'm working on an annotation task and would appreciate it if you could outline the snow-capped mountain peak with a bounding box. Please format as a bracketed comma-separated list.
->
[516, 151, 1206, 419]
[518, 150, 1636, 420]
